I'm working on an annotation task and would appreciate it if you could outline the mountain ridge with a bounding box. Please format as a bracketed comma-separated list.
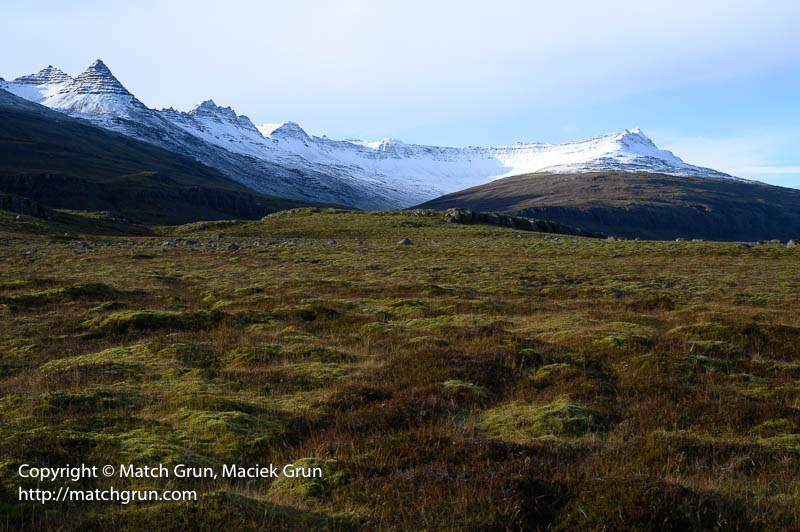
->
[2, 59, 744, 210]
[0, 87, 337, 224]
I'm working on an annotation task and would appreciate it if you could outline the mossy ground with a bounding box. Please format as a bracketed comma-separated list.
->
[1, 207, 800, 529]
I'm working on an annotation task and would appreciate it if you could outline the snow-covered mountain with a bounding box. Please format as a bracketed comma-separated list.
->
[2, 65, 73, 103]
[2, 60, 734, 209]
[1, 61, 397, 208]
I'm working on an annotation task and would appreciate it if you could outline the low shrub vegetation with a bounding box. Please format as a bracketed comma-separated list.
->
[1, 208, 799, 529]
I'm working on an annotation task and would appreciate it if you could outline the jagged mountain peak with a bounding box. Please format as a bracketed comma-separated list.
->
[13, 65, 73, 85]
[182, 99, 259, 133]
[65, 59, 131, 96]
[613, 128, 657, 148]
[190, 99, 219, 111]
[189, 99, 238, 118]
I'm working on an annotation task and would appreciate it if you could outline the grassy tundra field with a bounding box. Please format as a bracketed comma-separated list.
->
[1, 207, 800, 530]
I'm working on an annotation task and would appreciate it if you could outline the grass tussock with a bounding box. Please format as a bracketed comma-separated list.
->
[1, 208, 800, 529]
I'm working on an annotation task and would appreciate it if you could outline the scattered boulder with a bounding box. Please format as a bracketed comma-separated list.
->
[788, 240, 800, 249]
[736, 243, 751, 249]
[227, 243, 240, 250]
[409, 209, 437, 216]
[397, 238, 413, 245]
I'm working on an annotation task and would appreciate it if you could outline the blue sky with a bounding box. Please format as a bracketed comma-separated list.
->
[2, 0, 799, 187]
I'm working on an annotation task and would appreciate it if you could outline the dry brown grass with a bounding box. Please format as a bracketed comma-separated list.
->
[1, 208, 799, 529]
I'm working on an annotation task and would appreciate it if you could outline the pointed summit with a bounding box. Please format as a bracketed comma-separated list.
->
[13, 65, 72, 85]
[614, 128, 657, 148]
[86, 59, 117, 79]
[65, 59, 131, 96]
[190, 99, 221, 113]
[39, 59, 146, 119]
[267, 121, 310, 141]
[188, 99, 242, 122]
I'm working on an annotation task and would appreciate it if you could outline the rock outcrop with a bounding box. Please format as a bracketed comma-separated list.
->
[0, 193, 55, 220]
[442, 208, 605, 238]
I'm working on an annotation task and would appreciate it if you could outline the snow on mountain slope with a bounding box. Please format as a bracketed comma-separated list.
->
[484, 128, 731, 179]
[1, 65, 73, 103]
[157, 101, 732, 205]
[2, 59, 735, 210]
[1, 61, 405, 208]
[40, 60, 147, 120]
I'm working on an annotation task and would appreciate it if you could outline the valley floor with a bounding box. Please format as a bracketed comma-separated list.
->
[1, 208, 800, 530]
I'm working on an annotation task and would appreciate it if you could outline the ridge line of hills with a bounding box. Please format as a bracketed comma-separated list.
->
[2, 60, 800, 240]
[0, 88, 338, 225]
[417, 171, 800, 241]
[2, 60, 735, 210]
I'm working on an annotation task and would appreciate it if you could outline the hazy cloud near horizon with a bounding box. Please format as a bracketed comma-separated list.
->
[2, 0, 799, 186]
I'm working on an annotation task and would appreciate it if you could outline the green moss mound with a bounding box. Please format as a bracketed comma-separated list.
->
[269, 458, 348, 499]
[442, 379, 490, 401]
[3, 282, 123, 306]
[479, 398, 603, 441]
[83, 309, 226, 334]
[169, 408, 286, 459]
[38, 345, 155, 378]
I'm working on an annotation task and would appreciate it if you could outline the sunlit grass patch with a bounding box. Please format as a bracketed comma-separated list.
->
[478, 397, 605, 441]
[83, 309, 227, 334]
[269, 458, 348, 500]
